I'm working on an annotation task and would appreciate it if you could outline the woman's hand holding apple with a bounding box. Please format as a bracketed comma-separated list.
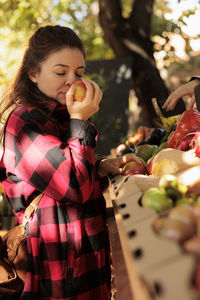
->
[97, 153, 146, 178]
[66, 78, 102, 121]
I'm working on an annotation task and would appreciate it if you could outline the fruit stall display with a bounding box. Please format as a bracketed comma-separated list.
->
[107, 109, 200, 300]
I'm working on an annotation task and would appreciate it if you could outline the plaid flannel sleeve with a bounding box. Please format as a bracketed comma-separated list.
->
[6, 114, 98, 204]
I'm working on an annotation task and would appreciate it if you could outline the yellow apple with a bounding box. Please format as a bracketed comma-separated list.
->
[122, 160, 146, 175]
[72, 80, 86, 102]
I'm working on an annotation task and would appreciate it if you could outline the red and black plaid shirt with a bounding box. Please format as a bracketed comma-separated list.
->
[0, 100, 111, 300]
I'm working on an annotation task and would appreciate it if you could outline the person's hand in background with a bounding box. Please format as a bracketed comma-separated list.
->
[162, 79, 200, 111]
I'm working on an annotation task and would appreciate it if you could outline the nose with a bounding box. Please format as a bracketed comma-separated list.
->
[65, 72, 78, 86]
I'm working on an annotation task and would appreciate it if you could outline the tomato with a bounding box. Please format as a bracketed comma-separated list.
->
[167, 110, 200, 149]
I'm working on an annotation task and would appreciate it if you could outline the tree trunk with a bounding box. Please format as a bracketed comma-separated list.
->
[98, 0, 185, 127]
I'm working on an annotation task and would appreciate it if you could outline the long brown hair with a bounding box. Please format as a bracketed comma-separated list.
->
[0, 25, 86, 123]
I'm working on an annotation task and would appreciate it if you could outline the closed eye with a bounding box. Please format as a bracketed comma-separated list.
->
[56, 72, 65, 76]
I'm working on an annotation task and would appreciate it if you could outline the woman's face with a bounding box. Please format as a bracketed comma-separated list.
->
[30, 47, 86, 105]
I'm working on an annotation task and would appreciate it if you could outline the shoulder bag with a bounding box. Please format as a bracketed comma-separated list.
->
[0, 193, 43, 299]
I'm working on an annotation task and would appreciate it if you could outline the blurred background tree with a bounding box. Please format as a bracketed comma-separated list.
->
[0, 0, 200, 151]
[0, 0, 114, 89]
[98, 0, 200, 127]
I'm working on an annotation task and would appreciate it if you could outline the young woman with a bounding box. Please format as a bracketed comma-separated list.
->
[0, 25, 144, 299]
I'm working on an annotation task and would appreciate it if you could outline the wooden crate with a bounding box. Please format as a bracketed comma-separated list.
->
[106, 174, 198, 300]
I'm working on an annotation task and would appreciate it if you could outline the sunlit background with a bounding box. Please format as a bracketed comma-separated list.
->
[154, 0, 200, 72]
[0, 0, 200, 93]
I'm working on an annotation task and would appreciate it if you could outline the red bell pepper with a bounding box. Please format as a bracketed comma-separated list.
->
[191, 131, 200, 157]
[167, 109, 200, 150]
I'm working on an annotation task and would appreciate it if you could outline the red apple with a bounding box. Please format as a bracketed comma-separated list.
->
[122, 160, 146, 175]
[147, 156, 154, 175]
[72, 80, 86, 102]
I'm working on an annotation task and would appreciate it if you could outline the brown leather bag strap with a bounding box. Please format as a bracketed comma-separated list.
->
[0, 122, 7, 143]
[22, 194, 43, 226]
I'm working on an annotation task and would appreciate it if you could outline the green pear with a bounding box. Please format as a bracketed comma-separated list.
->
[175, 197, 195, 207]
[135, 144, 158, 162]
[159, 174, 188, 201]
[141, 187, 173, 212]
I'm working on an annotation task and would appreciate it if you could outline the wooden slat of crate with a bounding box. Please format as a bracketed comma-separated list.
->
[108, 174, 198, 300]
[111, 198, 153, 300]
[141, 254, 197, 300]
[110, 174, 158, 226]
[109, 174, 126, 189]
[109, 174, 159, 200]
[117, 192, 157, 225]
[122, 213, 182, 272]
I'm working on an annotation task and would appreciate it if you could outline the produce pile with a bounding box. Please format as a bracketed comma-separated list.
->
[110, 109, 200, 296]
[111, 109, 200, 191]
[110, 126, 168, 162]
